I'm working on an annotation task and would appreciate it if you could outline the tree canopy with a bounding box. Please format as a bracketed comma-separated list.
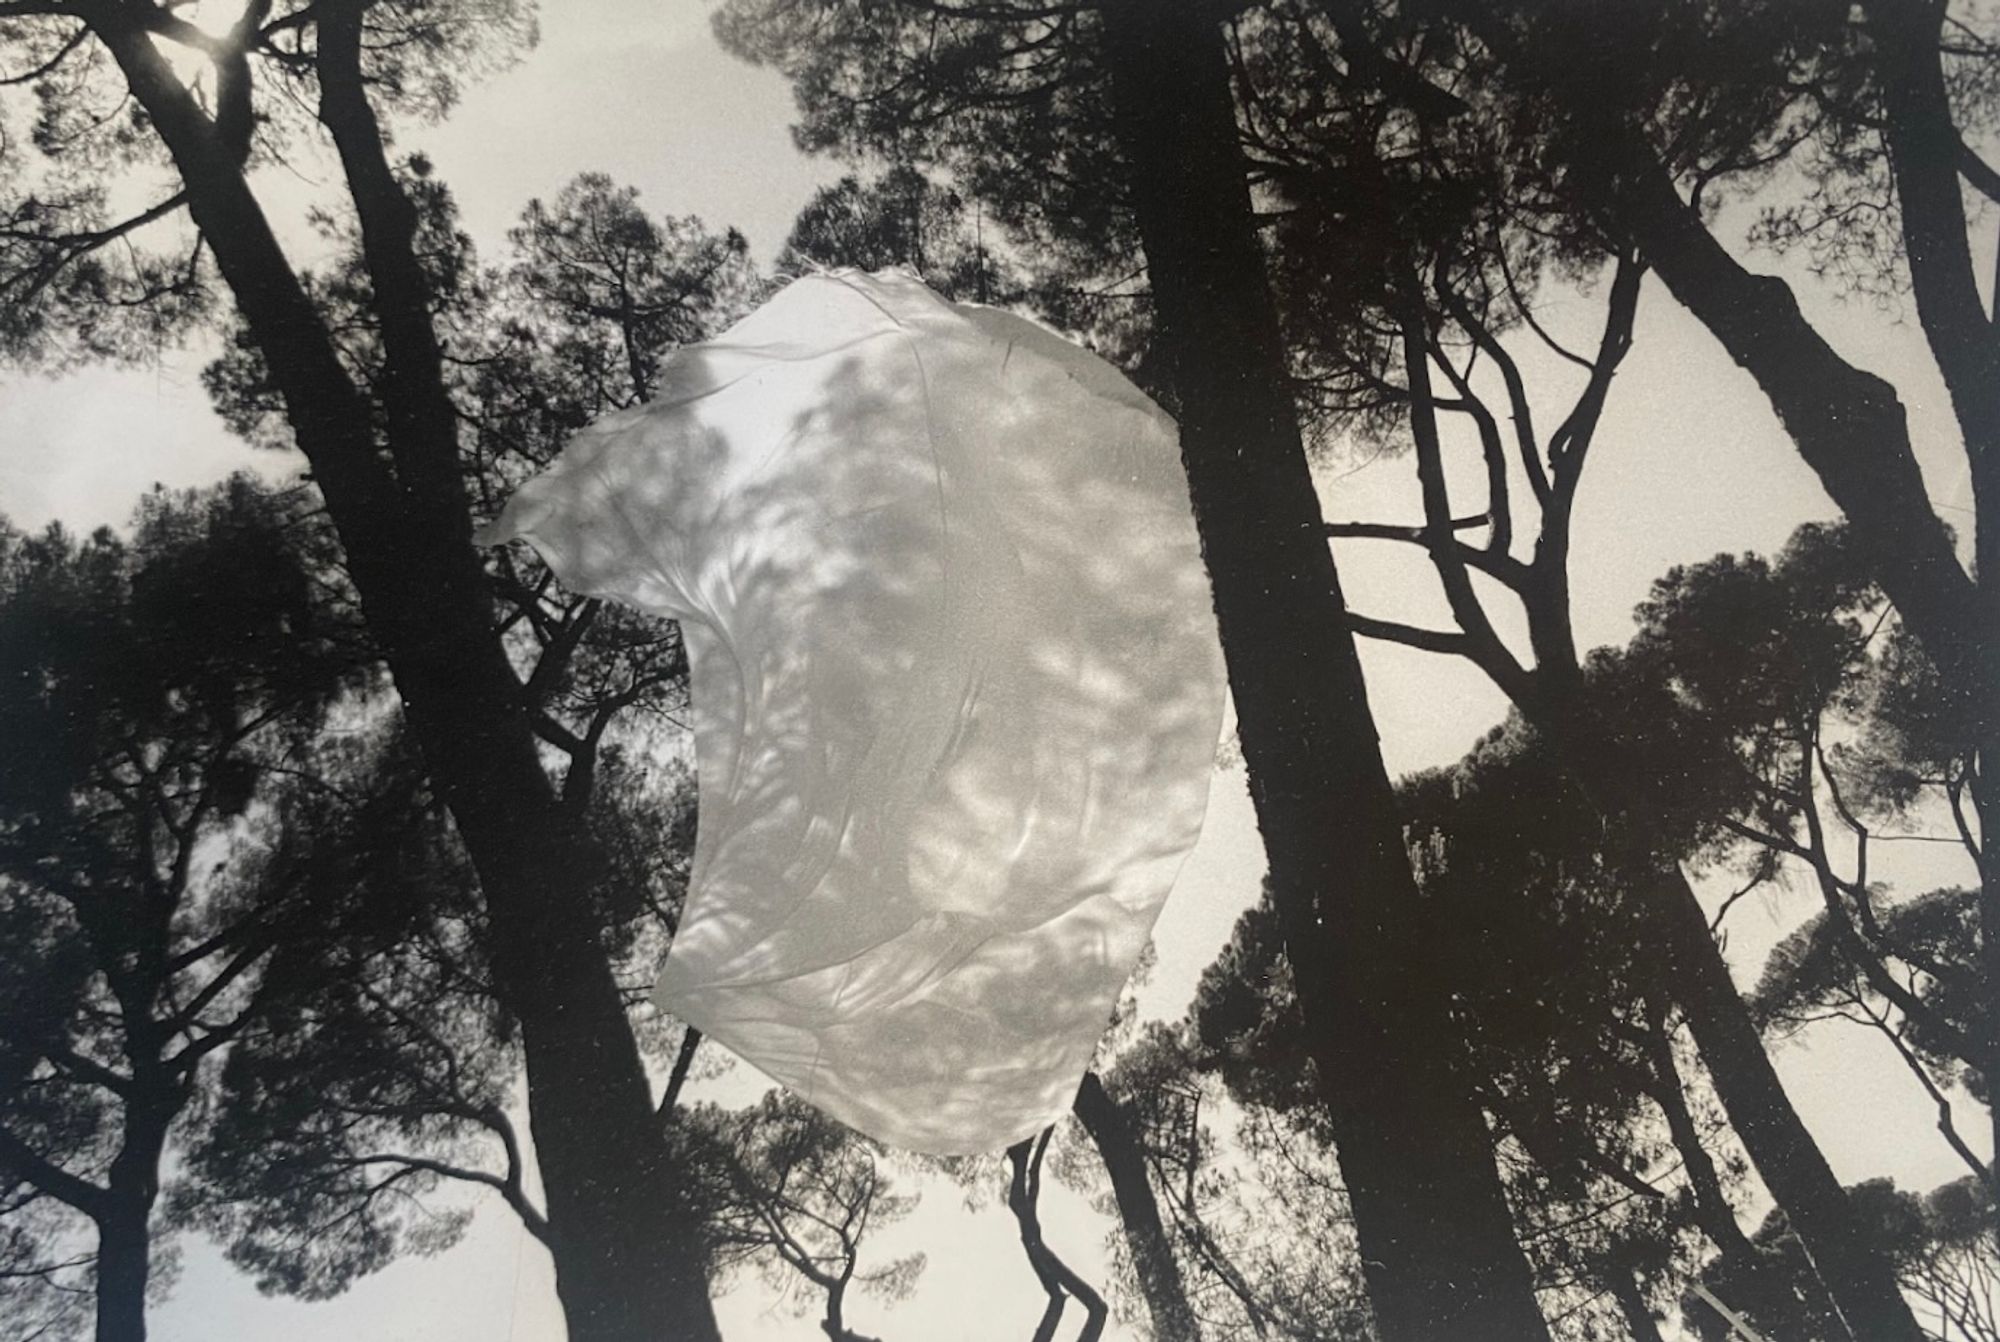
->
[1, 2, 1994, 1339]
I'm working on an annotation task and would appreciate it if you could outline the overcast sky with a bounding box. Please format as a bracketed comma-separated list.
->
[0, 4, 1987, 1340]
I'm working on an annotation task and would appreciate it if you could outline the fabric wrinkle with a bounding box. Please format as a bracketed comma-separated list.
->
[482, 269, 1227, 1154]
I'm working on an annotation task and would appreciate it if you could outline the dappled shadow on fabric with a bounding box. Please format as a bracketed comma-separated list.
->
[481, 271, 1225, 1155]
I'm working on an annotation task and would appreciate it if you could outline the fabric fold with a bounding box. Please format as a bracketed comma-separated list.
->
[483, 270, 1226, 1154]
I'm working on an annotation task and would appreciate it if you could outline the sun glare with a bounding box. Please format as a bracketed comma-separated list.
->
[149, 0, 255, 92]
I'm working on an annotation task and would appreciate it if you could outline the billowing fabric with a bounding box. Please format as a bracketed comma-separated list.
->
[480, 270, 1225, 1154]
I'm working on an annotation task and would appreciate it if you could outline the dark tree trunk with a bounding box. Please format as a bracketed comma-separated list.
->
[1631, 1000, 1818, 1342]
[1860, 0, 2000, 1205]
[820, 1278, 868, 1342]
[1585, 129, 2000, 1210]
[1527, 508, 1925, 1335]
[1438, 144, 1934, 1337]
[1097, 7, 1550, 1339]
[1540, 704, 1921, 1340]
[1609, 1274, 1666, 1342]
[1459, 14, 1993, 1076]
[1642, 864, 1917, 1342]
[1073, 1072, 1200, 1342]
[92, 17, 718, 1342]
[1567, 135, 1980, 690]
[1333, 9, 1950, 1314]
[94, 1200, 151, 1342]
[1498, 1, 2000, 1208]
[1007, 1132, 1109, 1342]
[1337, 7, 1967, 1315]
[1633, 998, 1756, 1266]
[93, 1088, 174, 1342]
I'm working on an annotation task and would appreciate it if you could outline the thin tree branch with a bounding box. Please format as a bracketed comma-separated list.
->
[1324, 516, 1530, 587]
[1958, 136, 2000, 205]
[1428, 323, 1514, 555]
[658, 1027, 702, 1117]
[0, 22, 89, 85]
[1345, 612, 1475, 657]
[0, 1126, 107, 1220]
[43, 1045, 135, 1100]
[1859, 1006, 1989, 1184]
[342, 1151, 549, 1244]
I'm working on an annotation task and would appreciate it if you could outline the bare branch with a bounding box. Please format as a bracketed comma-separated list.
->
[0, 21, 88, 84]
[476, 1104, 551, 1245]
[1546, 251, 1644, 489]
[1493, 228, 1593, 372]
[1006, 1129, 1107, 1342]
[1958, 136, 2000, 205]
[1793, 739, 1984, 1067]
[1325, 519, 1530, 589]
[1, 191, 191, 312]
[1709, 869, 1771, 935]
[1440, 275, 1550, 505]
[657, 1027, 702, 1118]
[522, 599, 602, 706]
[0, 1126, 107, 1220]
[1392, 261, 1533, 702]
[530, 712, 586, 758]
[43, 1045, 135, 1100]
[1860, 1006, 1990, 1184]
[341, 1151, 549, 1244]
[1346, 612, 1474, 658]
[1428, 329, 1513, 555]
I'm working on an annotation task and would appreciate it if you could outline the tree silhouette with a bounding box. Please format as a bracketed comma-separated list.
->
[165, 172, 762, 1314]
[1410, 0, 1999, 1231]
[705, 1091, 924, 1342]
[780, 166, 1005, 304]
[0, 6, 721, 1334]
[7, 2, 1994, 1337]
[1229, 17, 1936, 1314]
[1629, 530, 1992, 1184]
[1070, 1068, 1202, 1342]
[506, 172, 761, 414]
[164, 746, 704, 1300]
[1183, 502, 1998, 1340]
[1100, 6, 1553, 1334]
[1192, 824, 1752, 1338]
[1690, 1177, 1999, 1342]
[0, 479, 376, 1342]
[1756, 886, 1989, 1182]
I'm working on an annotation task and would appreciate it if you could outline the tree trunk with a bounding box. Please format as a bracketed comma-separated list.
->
[1512, 564, 1928, 1336]
[94, 1199, 151, 1342]
[1610, 1273, 1667, 1342]
[1631, 1002, 1822, 1342]
[1633, 1001, 1755, 1265]
[1353, 5, 1969, 1310]
[1642, 864, 1918, 1342]
[1007, 1132, 1109, 1342]
[1872, 0, 2000, 1199]
[1097, 7, 1550, 1339]
[93, 18, 718, 1342]
[1524, 702, 1918, 1338]
[1073, 1072, 1200, 1342]
[820, 1278, 851, 1342]
[94, 1090, 173, 1342]
[1617, 89, 2000, 1209]
[1519, 15, 2000, 1204]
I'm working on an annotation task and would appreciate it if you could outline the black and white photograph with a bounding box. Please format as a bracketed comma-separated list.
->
[0, 2, 1992, 1339]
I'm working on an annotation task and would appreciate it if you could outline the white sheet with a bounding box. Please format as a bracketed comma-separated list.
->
[481, 270, 1225, 1153]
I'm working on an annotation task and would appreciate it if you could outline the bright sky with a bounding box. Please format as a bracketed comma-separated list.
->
[0, 5, 1987, 1340]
